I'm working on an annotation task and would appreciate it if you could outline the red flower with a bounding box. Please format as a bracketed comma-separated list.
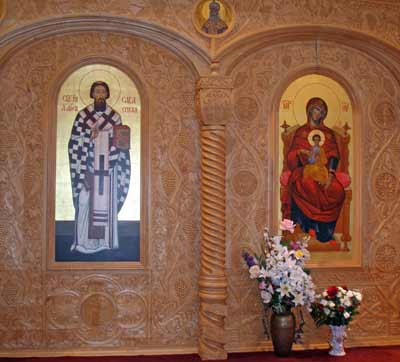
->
[329, 239, 337, 246]
[338, 306, 345, 312]
[309, 229, 316, 237]
[326, 286, 339, 298]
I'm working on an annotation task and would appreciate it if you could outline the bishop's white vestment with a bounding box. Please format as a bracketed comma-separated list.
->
[68, 104, 130, 254]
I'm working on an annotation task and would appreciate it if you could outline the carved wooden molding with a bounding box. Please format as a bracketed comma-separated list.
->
[220, 26, 400, 85]
[199, 125, 227, 360]
[0, 16, 209, 74]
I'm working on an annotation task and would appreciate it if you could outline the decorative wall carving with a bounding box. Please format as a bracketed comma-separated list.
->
[3, 1, 400, 61]
[226, 39, 400, 350]
[373, 102, 398, 130]
[0, 31, 199, 352]
[46, 273, 149, 347]
[219, 0, 400, 50]
[1, 1, 400, 358]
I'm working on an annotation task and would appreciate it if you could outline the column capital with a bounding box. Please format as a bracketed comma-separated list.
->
[196, 76, 233, 126]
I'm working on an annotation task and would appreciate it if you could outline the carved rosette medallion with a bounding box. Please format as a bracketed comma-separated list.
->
[1, 274, 25, 306]
[115, 291, 147, 329]
[234, 96, 259, 125]
[374, 244, 398, 272]
[373, 101, 398, 129]
[80, 293, 116, 328]
[231, 170, 258, 198]
[373, 172, 398, 201]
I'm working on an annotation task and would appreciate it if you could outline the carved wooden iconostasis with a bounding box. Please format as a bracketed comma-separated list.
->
[1, 0, 400, 360]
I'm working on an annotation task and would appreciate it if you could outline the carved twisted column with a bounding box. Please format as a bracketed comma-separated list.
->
[196, 77, 233, 360]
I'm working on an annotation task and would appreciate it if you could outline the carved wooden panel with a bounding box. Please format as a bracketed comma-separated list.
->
[1, 1, 400, 54]
[45, 273, 150, 347]
[227, 39, 400, 350]
[1, 1, 400, 357]
[0, 31, 199, 352]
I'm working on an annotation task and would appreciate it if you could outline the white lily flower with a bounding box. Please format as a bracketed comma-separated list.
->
[280, 283, 291, 298]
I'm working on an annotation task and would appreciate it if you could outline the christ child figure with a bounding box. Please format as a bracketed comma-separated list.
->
[303, 133, 329, 184]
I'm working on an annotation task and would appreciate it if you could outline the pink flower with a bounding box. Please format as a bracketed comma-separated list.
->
[259, 281, 266, 290]
[280, 219, 296, 233]
[290, 241, 300, 250]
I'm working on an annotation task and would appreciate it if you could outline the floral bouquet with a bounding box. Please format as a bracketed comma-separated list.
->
[311, 286, 362, 327]
[311, 286, 362, 356]
[242, 219, 316, 342]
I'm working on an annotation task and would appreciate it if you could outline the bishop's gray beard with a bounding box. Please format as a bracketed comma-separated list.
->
[94, 99, 106, 112]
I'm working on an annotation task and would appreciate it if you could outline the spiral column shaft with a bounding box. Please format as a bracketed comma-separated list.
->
[199, 125, 227, 361]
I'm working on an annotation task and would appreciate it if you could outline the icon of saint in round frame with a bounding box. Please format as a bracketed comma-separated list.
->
[193, 0, 234, 38]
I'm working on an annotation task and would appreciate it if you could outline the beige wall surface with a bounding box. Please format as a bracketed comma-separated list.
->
[0, 0, 400, 358]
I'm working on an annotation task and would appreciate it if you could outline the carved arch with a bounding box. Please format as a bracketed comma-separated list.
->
[0, 16, 209, 75]
[220, 26, 400, 85]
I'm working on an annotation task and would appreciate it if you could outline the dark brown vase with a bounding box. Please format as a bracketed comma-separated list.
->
[270, 312, 295, 357]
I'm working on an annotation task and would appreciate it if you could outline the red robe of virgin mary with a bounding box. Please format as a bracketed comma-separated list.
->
[284, 124, 345, 241]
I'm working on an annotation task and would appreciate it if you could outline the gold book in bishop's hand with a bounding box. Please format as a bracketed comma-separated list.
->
[113, 125, 131, 150]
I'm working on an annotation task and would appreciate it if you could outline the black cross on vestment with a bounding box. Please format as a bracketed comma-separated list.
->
[94, 155, 108, 195]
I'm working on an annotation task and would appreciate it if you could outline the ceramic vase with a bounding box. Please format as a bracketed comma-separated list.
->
[329, 325, 347, 356]
[270, 312, 295, 357]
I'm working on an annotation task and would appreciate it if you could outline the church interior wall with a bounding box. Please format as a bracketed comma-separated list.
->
[1, 0, 400, 358]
